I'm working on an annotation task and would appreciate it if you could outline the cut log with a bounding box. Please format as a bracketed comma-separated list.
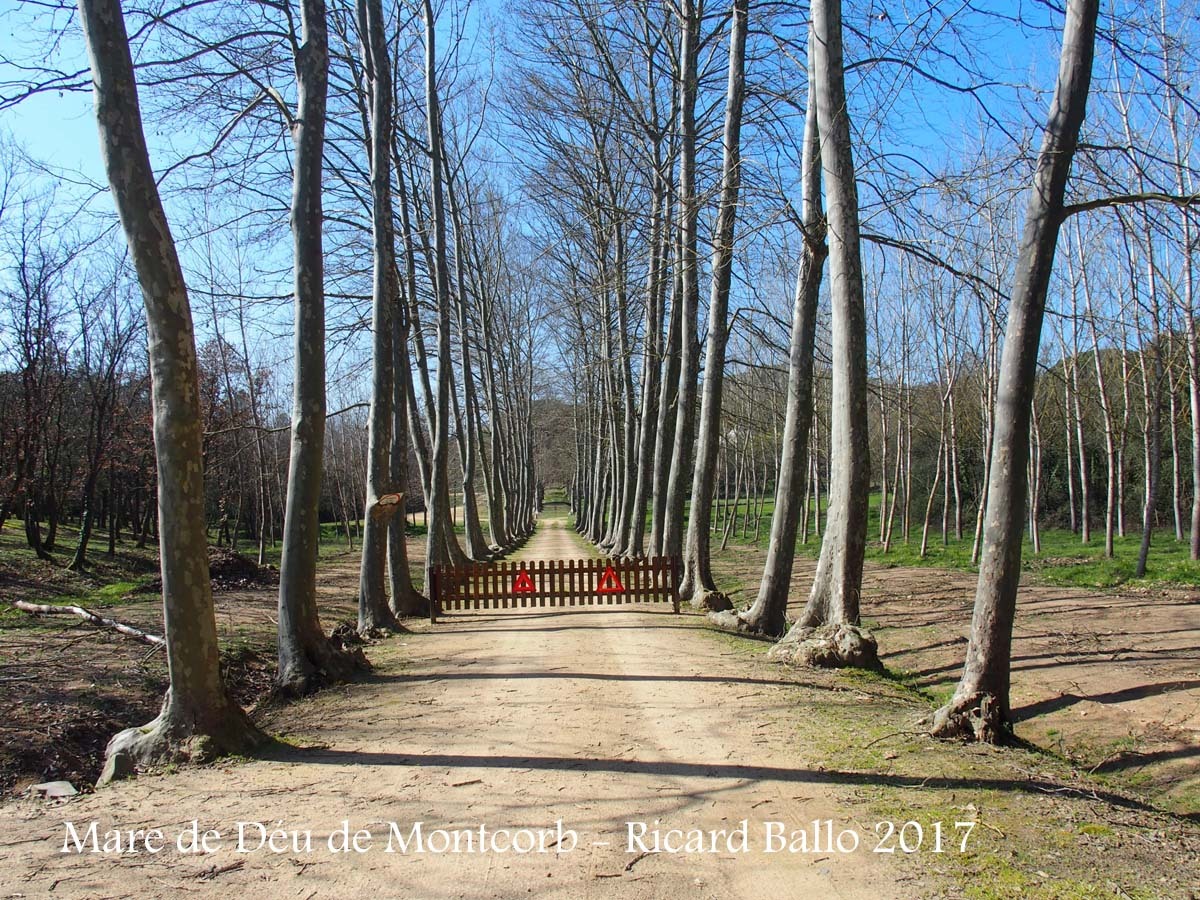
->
[9, 601, 165, 646]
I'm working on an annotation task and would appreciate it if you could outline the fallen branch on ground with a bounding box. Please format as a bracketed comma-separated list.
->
[8, 600, 165, 647]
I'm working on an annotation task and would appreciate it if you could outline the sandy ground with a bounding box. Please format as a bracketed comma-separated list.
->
[868, 568, 1198, 761]
[749, 553, 1200, 808]
[0, 517, 915, 899]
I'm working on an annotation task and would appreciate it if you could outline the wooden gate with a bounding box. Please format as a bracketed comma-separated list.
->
[429, 556, 681, 622]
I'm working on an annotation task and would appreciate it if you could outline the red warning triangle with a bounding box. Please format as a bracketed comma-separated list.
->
[596, 564, 625, 594]
[512, 569, 536, 592]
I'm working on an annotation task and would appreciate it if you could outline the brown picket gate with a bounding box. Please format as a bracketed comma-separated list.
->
[429, 556, 680, 622]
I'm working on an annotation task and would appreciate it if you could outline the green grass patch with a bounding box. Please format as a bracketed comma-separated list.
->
[716, 491, 1199, 589]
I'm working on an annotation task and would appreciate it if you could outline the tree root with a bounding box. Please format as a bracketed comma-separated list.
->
[98, 696, 267, 786]
[9, 600, 164, 646]
[690, 589, 733, 612]
[358, 622, 409, 639]
[390, 592, 430, 619]
[357, 605, 409, 637]
[930, 692, 1010, 744]
[274, 630, 370, 699]
[768, 622, 882, 671]
[706, 608, 786, 639]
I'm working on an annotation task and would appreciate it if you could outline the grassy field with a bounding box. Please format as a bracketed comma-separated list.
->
[704, 491, 1200, 588]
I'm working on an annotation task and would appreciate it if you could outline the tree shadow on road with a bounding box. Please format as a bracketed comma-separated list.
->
[260, 746, 1180, 817]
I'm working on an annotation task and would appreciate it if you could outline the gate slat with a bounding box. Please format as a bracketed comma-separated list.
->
[431, 554, 683, 617]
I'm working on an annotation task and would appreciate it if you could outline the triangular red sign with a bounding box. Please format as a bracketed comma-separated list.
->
[596, 564, 625, 594]
[512, 569, 536, 592]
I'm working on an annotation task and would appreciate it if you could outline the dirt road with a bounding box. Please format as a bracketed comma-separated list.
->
[0, 515, 912, 899]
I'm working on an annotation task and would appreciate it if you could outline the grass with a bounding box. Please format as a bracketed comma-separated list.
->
[251, 520, 412, 568]
[690, 621, 1198, 898]
[0, 521, 161, 621]
[707, 491, 1200, 588]
[0, 515, 372, 618]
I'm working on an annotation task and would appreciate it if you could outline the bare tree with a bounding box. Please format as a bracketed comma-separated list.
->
[679, 0, 747, 611]
[421, 0, 456, 600]
[77, 0, 264, 782]
[710, 21, 826, 638]
[276, 0, 368, 694]
[69, 267, 142, 571]
[355, 0, 403, 634]
[933, 0, 1099, 743]
[770, 0, 879, 671]
[661, 0, 701, 560]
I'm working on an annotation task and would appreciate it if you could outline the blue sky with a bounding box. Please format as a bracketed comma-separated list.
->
[1, 0, 104, 181]
[0, 0, 1094, 396]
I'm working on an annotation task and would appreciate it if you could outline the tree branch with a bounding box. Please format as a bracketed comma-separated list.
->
[1061, 192, 1200, 219]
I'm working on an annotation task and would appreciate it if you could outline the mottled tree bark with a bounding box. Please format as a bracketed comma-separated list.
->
[933, 0, 1098, 742]
[771, 0, 878, 671]
[356, 0, 403, 634]
[680, 0, 747, 611]
[276, 0, 368, 692]
[78, 0, 265, 783]
[388, 298, 428, 616]
[622, 167, 670, 558]
[661, 0, 701, 560]
[648, 242, 682, 557]
[712, 34, 825, 637]
[444, 171, 492, 560]
[422, 0, 455, 601]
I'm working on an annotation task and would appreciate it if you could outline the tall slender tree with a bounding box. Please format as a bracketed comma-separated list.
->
[77, 0, 264, 782]
[276, 0, 367, 693]
[771, 0, 879, 670]
[355, 0, 404, 634]
[661, 0, 701, 560]
[422, 0, 456, 600]
[933, 0, 1100, 742]
[679, 0, 748, 611]
[711, 23, 826, 637]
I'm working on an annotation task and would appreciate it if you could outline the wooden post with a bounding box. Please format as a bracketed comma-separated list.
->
[671, 556, 681, 614]
[430, 566, 439, 624]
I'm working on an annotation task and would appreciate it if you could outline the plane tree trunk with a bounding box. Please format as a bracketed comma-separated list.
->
[932, 0, 1099, 743]
[711, 29, 825, 637]
[388, 308, 427, 615]
[771, 0, 879, 671]
[355, 0, 404, 634]
[679, 0, 747, 612]
[661, 0, 701, 560]
[276, 0, 369, 694]
[78, 0, 265, 783]
[422, 0, 456, 602]
[623, 166, 670, 557]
